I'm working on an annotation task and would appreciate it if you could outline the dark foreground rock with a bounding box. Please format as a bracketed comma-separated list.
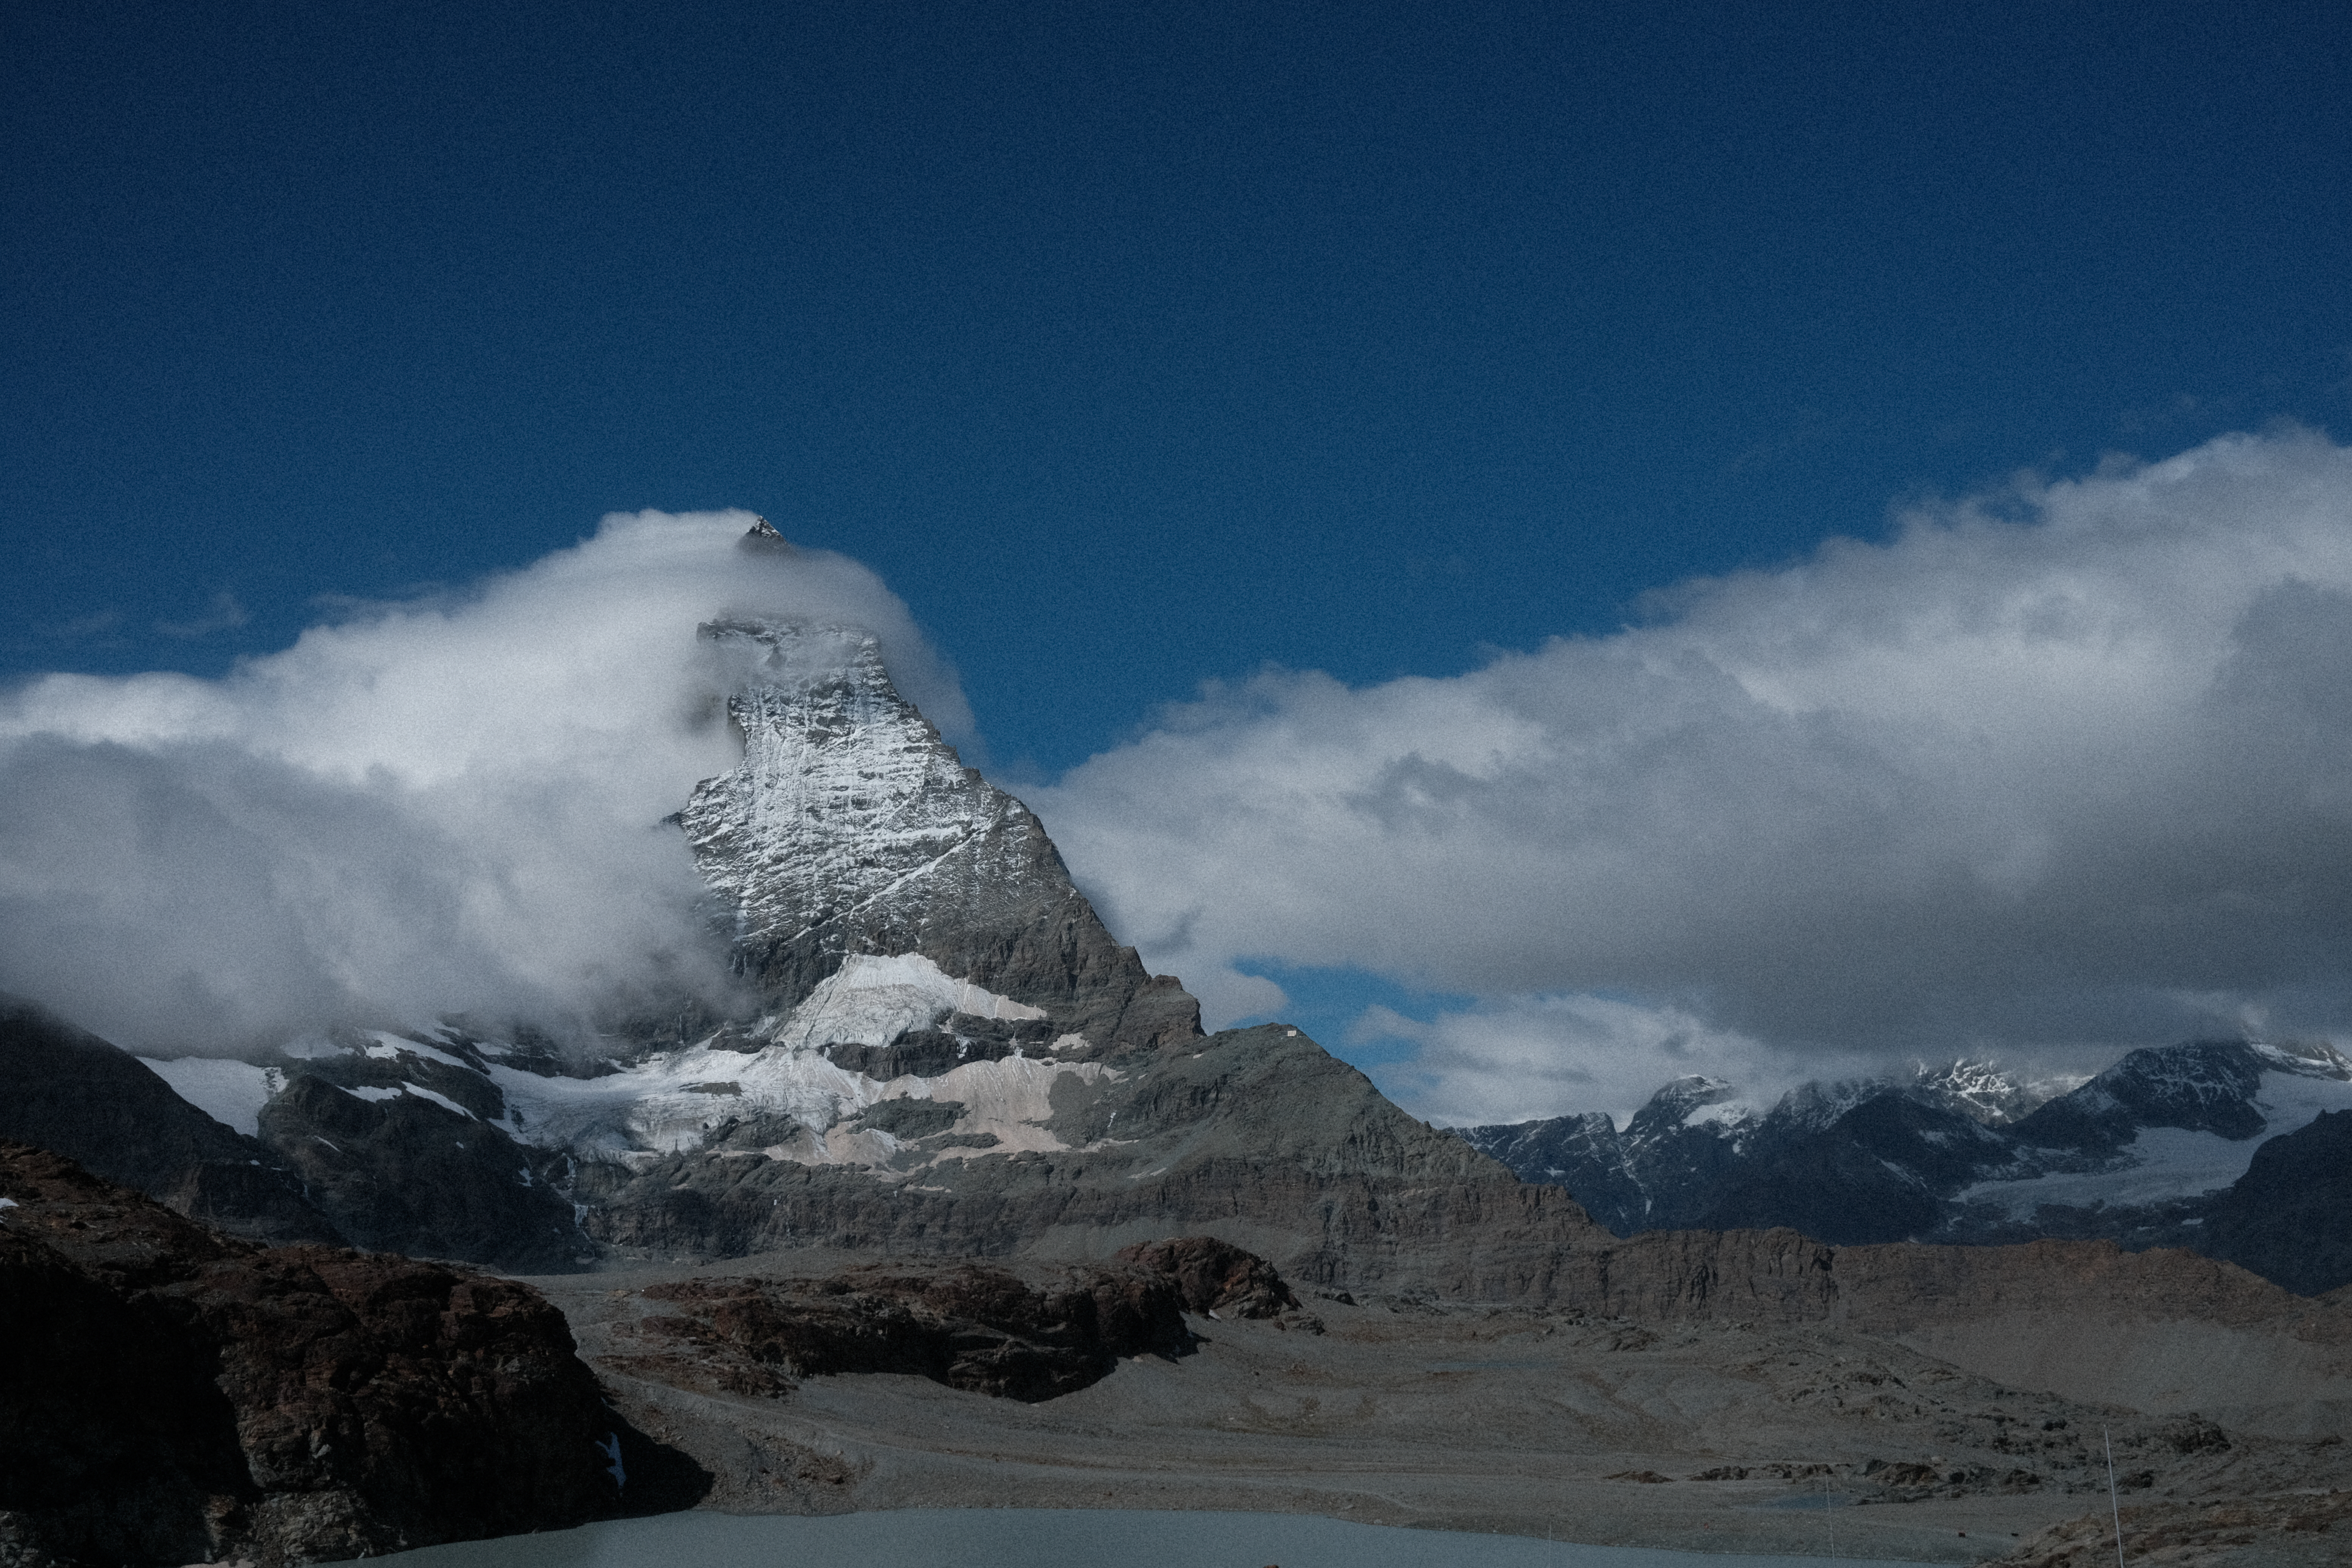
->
[2198, 1109, 2352, 1297]
[1115, 1234, 1303, 1319]
[0, 1143, 700, 1567]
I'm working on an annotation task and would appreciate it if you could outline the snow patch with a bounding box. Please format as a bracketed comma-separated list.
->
[137, 1056, 280, 1137]
[345, 1081, 481, 1121]
[483, 1031, 1114, 1168]
[763, 952, 1044, 1052]
[1961, 1127, 2263, 1216]
[362, 1031, 478, 1070]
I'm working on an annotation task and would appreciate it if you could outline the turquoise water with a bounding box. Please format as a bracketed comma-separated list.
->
[366, 1509, 1923, 1567]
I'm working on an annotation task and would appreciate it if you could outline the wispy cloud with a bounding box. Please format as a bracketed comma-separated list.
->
[1036, 430, 2352, 1112]
[155, 590, 251, 639]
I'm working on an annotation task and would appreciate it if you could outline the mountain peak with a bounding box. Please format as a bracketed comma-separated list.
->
[1910, 1058, 2050, 1125]
[680, 617, 1198, 1057]
[738, 515, 793, 554]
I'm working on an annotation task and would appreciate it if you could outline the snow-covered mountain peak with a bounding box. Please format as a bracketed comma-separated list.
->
[738, 514, 793, 554]
[682, 618, 1062, 1003]
[1626, 1075, 1754, 1141]
[1773, 1077, 1891, 1132]
[676, 614, 1200, 1060]
[1909, 1058, 2055, 1125]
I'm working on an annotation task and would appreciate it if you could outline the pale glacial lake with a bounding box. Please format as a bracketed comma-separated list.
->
[366, 1509, 1923, 1567]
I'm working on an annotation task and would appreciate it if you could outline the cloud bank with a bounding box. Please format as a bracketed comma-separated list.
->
[1035, 430, 2352, 1119]
[0, 511, 963, 1057]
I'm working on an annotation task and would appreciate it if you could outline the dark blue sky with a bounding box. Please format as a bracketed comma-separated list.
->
[7, 0, 2349, 776]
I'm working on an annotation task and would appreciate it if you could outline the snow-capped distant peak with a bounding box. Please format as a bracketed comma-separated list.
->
[1909, 1057, 2063, 1125]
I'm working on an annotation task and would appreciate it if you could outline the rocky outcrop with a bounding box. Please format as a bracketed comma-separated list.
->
[611, 1257, 1197, 1404]
[1115, 1235, 1301, 1319]
[0, 1143, 683, 1566]
[0, 995, 340, 1246]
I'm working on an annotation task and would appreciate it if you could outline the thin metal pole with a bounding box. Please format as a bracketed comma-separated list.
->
[2104, 1426, 2125, 1567]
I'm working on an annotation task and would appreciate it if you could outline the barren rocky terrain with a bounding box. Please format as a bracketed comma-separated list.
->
[522, 1248, 2349, 1568]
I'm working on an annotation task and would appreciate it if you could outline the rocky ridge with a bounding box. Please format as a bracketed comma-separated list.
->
[1458, 1041, 2352, 1294]
[0, 996, 341, 1248]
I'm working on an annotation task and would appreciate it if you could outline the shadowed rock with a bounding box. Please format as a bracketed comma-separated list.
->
[622, 1256, 1197, 1403]
[0, 1142, 703, 1566]
[0, 994, 340, 1246]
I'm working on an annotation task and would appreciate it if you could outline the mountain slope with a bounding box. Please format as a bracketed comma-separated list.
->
[0, 994, 340, 1246]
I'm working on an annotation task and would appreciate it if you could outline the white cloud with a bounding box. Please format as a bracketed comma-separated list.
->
[1349, 995, 1865, 1128]
[0, 510, 965, 1056]
[1035, 430, 2352, 1109]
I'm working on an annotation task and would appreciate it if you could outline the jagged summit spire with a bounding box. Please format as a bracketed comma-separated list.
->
[679, 618, 1201, 1056]
[738, 515, 793, 555]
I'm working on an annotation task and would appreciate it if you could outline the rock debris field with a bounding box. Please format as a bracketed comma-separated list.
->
[532, 1251, 2350, 1568]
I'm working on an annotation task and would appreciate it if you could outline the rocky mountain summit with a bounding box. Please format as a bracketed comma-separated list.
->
[683, 614, 1199, 1060]
[1457, 1040, 2352, 1294]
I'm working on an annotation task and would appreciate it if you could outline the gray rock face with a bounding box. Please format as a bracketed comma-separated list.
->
[682, 618, 1199, 1056]
[257, 1071, 592, 1273]
[572, 1023, 1613, 1301]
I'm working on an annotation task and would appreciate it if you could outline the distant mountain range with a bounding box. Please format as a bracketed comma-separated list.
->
[1455, 1040, 2352, 1294]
